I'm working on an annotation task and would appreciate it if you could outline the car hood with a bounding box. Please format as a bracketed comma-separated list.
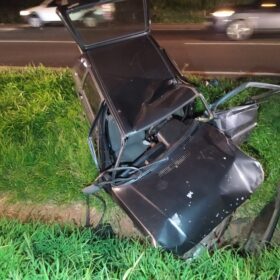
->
[110, 123, 264, 254]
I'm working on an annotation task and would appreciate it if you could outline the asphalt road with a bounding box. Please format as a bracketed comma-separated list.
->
[0, 24, 280, 76]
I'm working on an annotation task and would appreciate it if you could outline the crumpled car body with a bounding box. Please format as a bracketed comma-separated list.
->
[57, 0, 280, 256]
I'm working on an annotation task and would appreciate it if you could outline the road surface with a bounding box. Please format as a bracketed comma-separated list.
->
[0, 24, 279, 76]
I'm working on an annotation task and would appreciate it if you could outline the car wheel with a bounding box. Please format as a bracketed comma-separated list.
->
[28, 15, 43, 28]
[83, 17, 97, 27]
[226, 20, 253, 40]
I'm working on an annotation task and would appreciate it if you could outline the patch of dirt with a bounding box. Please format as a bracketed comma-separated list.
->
[0, 195, 142, 238]
[0, 194, 279, 248]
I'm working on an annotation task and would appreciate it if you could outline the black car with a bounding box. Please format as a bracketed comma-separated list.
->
[57, 0, 280, 257]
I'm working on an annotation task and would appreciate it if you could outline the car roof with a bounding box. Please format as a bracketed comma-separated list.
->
[86, 35, 196, 135]
[58, 0, 197, 135]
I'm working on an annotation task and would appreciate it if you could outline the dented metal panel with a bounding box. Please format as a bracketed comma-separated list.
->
[110, 123, 264, 254]
[212, 104, 259, 145]
[211, 82, 280, 145]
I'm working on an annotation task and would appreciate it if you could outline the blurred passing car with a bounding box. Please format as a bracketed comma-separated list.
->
[20, 0, 61, 27]
[211, 0, 280, 40]
[20, 0, 115, 28]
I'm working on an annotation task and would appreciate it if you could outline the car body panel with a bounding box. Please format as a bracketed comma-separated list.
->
[20, 0, 92, 26]
[212, 104, 258, 145]
[33, 6, 60, 22]
[86, 35, 197, 136]
[210, 82, 280, 144]
[20, 0, 61, 23]
[110, 122, 264, 254]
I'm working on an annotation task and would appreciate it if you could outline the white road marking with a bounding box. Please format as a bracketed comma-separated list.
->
[184, 41, 280, 46]
[155, 28, 204, 31]
[0, 28, 19, 31]
[183, 70, 280, 77]
[0, 39, 279, 46]
[0, 40, 74, 44]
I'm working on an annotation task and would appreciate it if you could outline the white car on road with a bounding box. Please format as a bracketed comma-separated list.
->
[20, 0, 62, 27]
[20, 0, 115, 28]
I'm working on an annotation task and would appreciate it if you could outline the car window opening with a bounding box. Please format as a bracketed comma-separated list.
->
[87, 97, 208, 184]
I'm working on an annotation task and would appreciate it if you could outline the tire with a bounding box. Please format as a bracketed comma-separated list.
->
[226, 20, 253, 40]
[28, 15, 43, 28]
[83, 17, 97, 27]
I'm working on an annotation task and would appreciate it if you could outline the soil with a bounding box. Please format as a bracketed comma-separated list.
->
[0, 194, 279, 248]
[0, 195, 142, 238]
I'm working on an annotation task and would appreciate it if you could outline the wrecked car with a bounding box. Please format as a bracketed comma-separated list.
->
[57, 0, 280, 256]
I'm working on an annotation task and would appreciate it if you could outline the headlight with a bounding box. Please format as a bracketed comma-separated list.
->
[212, 10, 235, 17]
[261, 3, 276, 7]
[20, 10, 31, 16]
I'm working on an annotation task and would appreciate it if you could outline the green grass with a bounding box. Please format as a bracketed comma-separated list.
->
[0, 67, 97, 203]
[0, 219, 279, 279]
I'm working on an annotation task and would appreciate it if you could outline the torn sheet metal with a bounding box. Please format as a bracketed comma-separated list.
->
[212, 104, 259, 145]
[110, 123, 264, 255]
[211, 82, 280, 145]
